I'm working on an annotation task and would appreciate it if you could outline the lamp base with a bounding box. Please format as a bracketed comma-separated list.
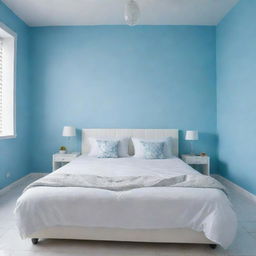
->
[189, 141, 196, 156]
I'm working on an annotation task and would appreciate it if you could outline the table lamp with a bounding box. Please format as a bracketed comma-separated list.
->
[185, 130, 198, 155]
[62, 126, 76, 153]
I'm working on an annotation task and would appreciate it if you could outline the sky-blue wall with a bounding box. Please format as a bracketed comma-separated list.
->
[217, 0, 256, 194]
[30, 26, 217, 173]
[1, 0, 254, 195]
[0, 2, 30, 189]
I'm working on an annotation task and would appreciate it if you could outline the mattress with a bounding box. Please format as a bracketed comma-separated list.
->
[15, 155, 237, 248]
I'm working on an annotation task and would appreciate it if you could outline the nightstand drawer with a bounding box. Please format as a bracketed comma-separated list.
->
[182, 156, 208, 165]
[52, 152, 80, 171]
[54, 156, 75, 162]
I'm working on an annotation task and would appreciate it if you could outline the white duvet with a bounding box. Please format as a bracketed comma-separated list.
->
[15, 156, 237, 248]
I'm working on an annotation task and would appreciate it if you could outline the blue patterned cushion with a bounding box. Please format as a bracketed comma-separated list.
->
[141, 141, 165, 159]
[96, 140, 119, 158]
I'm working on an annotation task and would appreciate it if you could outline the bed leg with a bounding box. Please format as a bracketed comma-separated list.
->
[31, 238, 39, 245]
[209, 244, 217, 249]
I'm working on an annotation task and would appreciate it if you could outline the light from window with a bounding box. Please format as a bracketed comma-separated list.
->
[0, 38, 3, 134]
[0, 23, 16, 138]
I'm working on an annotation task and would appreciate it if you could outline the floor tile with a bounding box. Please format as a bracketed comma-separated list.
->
[240, 221, 256, 233]
[0, 251, 11, 256]
[0, 229, 8, 238]
[248, 232, 256, 240]
[225, 227, 256, 255]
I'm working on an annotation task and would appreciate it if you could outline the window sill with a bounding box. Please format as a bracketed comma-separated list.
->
[0, 134, 16, 139]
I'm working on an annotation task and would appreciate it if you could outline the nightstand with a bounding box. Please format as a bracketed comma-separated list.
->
[181, 154, 210, 175]
[52, 152, 80, 171]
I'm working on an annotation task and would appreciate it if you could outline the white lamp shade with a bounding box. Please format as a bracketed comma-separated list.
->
[62, 126, 76, 137]
[185, 130, 198, 141]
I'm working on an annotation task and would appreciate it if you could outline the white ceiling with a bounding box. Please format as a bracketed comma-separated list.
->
[3, 0, 239, 27]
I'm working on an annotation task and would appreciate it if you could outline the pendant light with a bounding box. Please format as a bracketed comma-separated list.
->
[124, 0, 140, 26]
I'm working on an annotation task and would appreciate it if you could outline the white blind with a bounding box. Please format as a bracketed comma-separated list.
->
[0, 25, 15, 138]
[0, 38, 3, 135]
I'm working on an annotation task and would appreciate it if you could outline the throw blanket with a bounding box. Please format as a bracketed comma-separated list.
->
[24, 173, 227, 195]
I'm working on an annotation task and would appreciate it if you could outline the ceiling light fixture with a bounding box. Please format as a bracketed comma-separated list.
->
[124, 0, 140, 26]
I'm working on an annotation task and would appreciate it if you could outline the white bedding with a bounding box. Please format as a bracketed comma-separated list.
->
[15, 156, 237, 248]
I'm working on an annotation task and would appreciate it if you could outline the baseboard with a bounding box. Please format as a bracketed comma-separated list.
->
[28, 172, 47, 178]
[0, 172, 46, 196]
[214, 174, 256, 203]
[0, 173, 31, 196]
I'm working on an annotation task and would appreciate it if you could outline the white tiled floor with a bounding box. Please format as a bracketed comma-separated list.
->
[0, 174, 256, 256]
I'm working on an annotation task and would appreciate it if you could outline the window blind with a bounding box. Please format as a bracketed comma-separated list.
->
[0, 38, 2, 135]
[0, 25, 15, 138]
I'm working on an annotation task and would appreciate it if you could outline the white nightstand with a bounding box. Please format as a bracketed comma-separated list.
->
[52, 152, 80, 171]
[181, 154, 210, 175]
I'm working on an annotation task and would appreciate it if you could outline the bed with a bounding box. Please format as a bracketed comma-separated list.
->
[15, 129, 237, 249]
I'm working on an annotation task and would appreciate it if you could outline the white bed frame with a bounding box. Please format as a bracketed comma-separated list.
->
[29, 129, 214, 246]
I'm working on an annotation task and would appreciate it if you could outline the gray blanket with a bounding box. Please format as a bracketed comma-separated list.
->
[24, 173, 227, 195]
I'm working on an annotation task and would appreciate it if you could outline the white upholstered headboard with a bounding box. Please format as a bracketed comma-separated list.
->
[82, 129, 179, 157]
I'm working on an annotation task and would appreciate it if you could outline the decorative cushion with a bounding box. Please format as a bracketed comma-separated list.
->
[88, 137, 129, 157]
[96, 140, 119, 158]
[132, 137, 173, 158]
[140, 141, 165, 159]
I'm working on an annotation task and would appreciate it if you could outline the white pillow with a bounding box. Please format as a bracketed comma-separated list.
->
[132, 137, 173, 158]
[88, 137, 129, 157]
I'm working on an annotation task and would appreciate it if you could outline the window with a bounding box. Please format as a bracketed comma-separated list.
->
[0, 23, 16, 138]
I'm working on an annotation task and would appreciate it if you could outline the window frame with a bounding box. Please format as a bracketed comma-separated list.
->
[0, 22, 17, 139]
